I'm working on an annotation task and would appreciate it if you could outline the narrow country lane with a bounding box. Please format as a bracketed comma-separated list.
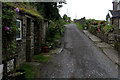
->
[38, 23, 118, 78]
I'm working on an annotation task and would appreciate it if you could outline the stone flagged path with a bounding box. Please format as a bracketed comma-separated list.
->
[83, 30, 120, 66]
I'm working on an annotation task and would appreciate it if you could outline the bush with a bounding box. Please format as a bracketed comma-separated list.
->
[46, 19, 64, 49]
[102, 25, 114, 34]
[89, 25, 97, 33]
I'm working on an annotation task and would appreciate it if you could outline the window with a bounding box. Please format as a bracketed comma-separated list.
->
[16, 19, 22, 40]
[108, 18, 110, 25]
[117, 3, 120, 10]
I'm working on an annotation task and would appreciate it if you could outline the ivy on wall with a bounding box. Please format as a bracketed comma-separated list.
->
[2, 3, 18, 60]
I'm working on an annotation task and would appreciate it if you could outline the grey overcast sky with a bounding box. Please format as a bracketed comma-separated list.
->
[59, 0, 113, 20]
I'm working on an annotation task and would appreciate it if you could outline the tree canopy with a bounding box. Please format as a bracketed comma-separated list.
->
[31, 2, 62, 20]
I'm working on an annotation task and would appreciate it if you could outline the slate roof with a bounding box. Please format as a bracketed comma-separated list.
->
[109, 10, 120, 17]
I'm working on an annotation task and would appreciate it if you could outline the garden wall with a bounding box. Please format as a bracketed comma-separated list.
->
[91, 31, 114, 44]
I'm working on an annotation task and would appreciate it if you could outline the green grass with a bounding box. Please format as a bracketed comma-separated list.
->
[64, 22, 70, 25]
[100, 48, 103, 51]
[5, 2, 43, 19]
[75, 23, 83, 30]
[33, 54, 51, 64]
[18, 63, 35, 78]
[54, 33, 61, 39]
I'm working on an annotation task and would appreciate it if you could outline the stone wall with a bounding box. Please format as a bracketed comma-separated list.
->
[113, 18, 119, 34]
[112, 17, 120, 50]
[16, 13, 43, 66]
[16, 13, 27, 66]
[2, 3, 45, 79]
[34, 20, 43, 55]
[91, 30, 114, 44]
[96, 32, 108, 43]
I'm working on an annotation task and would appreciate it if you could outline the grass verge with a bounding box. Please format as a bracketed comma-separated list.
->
[75, 23, 83, 30]
[33, 54, 51, 64]
[17, 63, 35, 78]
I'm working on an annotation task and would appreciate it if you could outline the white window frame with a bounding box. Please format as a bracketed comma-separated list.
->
[16, 19, 22, 40]
[119, 19, 120, 29]
[108, 18, 110, 25]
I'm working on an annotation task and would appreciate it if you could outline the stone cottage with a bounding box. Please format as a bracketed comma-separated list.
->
[2, 2, 48, 75]
[106, 0, 120, 49]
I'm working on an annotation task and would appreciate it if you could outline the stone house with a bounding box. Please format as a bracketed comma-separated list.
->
[2, 3, 48, 75]
[106, 0, 120, 49]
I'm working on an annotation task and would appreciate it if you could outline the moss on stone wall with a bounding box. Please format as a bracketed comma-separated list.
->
[4, 2, 43, 19]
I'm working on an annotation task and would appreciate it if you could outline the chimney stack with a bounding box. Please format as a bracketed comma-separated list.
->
[112, 0, 119, 11]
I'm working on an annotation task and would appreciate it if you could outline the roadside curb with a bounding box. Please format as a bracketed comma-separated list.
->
[83, 30, 120, 66]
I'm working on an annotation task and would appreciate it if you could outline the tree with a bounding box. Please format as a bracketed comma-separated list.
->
[63, 14, 71, 23]
[31, 2, 64, 20]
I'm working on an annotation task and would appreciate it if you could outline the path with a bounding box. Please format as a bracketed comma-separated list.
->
[37, 23, 118, 78]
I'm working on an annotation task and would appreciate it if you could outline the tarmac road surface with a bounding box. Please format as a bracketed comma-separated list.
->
[38, 23, 118, 78]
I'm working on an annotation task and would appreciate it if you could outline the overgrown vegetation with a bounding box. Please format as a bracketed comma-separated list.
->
[102, 25, 114, 34]
[33, 54, 51, 64]
[2, 3, 17, 58]
[2, 3, 19, 78]
[44, 18, 65, 50]
[5, 2, 43, 19]
[31, 2, 62, 20]
[89, 25, 97, 33]
[17, 63, 35, 78]
[84, 19, 113, 35]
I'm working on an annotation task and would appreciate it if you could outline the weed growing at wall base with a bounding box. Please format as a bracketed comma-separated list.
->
[33, 54, 51, 64]
[18, 63, 35, 78]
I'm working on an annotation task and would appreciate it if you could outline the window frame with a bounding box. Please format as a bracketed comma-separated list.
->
[108, 18, 110, 25]
[119, 19, 120, 29]
[16, 19, 22, 40]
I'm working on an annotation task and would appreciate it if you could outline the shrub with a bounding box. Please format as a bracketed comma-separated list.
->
[102, 25, 114, 34]
[46, 19, 64, 49]
[89, 25, 97, 33]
